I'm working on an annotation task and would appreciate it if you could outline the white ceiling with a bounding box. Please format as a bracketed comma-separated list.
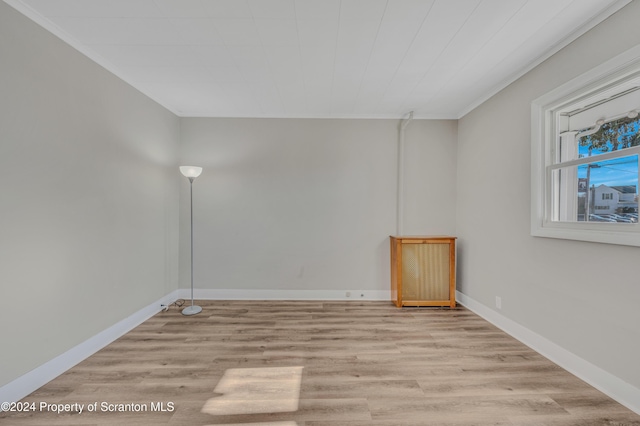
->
[5, 0, 631, 118]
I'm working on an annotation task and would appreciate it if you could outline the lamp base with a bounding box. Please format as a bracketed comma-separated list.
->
[182, 305, 202, 316]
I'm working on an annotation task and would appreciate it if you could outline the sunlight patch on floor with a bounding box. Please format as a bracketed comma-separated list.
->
[201, 366, 304, 416]
[205, 423, 298, 426]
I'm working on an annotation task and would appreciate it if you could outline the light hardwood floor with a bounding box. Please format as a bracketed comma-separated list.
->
[2, 301, 639, 425]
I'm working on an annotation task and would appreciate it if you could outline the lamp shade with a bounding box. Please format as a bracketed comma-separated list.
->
[180, 166, 203, 178]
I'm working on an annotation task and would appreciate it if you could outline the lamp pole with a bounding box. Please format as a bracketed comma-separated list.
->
[180, 166, 203, 316]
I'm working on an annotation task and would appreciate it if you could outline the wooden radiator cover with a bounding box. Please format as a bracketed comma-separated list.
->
[390, 236, 456, 308]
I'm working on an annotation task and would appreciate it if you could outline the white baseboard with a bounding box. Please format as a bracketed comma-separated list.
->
[179, 288, 392, 301]
[0, 290, 180, 404]
[456, 290, 640, 415]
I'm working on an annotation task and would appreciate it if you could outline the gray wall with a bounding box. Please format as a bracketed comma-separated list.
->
[0, 2, 180, 387]
[456, 1, 640, 390]
[403, 120, 458, 235]
[179, 118, 457, 296]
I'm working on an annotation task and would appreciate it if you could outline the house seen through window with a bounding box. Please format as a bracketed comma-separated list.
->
[552, 92, 640, 224]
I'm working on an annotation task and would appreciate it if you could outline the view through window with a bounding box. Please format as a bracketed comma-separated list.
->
[575, 116, 639, 222]
[551, 92, 640, 225]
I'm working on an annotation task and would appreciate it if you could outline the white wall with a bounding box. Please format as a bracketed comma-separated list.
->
[179, 118, 457, 298]
[456, 0, 640, 395]
[0, 2, 180, 388]
[403, 120, 457, 235]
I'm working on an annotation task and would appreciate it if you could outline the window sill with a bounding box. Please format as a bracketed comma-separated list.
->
[532, 221, 640, 246]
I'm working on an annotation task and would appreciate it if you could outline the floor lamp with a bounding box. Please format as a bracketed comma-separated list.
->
[180, 166, 203, 316]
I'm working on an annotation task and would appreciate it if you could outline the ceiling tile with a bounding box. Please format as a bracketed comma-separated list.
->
[48, 17, 132, 45]
[265, 45, 303, 84]
[254, 19, 299, 46]
[21, 0, 162, 18]
[191, 46, 244, 80]
[364, 17, 423, 76]
[248, 0, 295, 19]
[300, 44, 335, 80]
[153, 0, 207, 18]
[201, 0, 252, 18]
[339, 0, 387, 21]
[294, 0, 340, 20]
[248, 80, 285, 114]
[353, 83, 387, 112]
[334, 19, 381, 71]
[297, 19, 339, 47]
[170, 18, 224, 45]
[50, 17, 186, 45]
[227, 46, 273, 83]
[90, 44, 205, 68]
[381, 0, 434, 23]
[214, 18, 261, 46]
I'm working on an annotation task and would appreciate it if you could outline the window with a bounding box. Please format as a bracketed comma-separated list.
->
[555, 120, 639, 223]
[531, 46, 640, 246]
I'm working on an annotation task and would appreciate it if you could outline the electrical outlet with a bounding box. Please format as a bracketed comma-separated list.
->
[495, 296, 502, 310]
[346, 291, 351, 297]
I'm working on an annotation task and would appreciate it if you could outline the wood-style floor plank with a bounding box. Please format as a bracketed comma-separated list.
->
[2, 300, 639, 425]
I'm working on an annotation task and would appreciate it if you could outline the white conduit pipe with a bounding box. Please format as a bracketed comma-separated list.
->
[397, 111, 414, 236]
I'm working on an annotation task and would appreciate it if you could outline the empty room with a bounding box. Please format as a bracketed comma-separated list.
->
[1, 0, 640, 425]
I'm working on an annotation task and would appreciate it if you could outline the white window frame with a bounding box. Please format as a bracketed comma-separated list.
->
[531, 46, 640, 247]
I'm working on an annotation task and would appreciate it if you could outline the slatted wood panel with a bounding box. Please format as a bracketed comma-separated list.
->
[401, 242, 450, 301]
